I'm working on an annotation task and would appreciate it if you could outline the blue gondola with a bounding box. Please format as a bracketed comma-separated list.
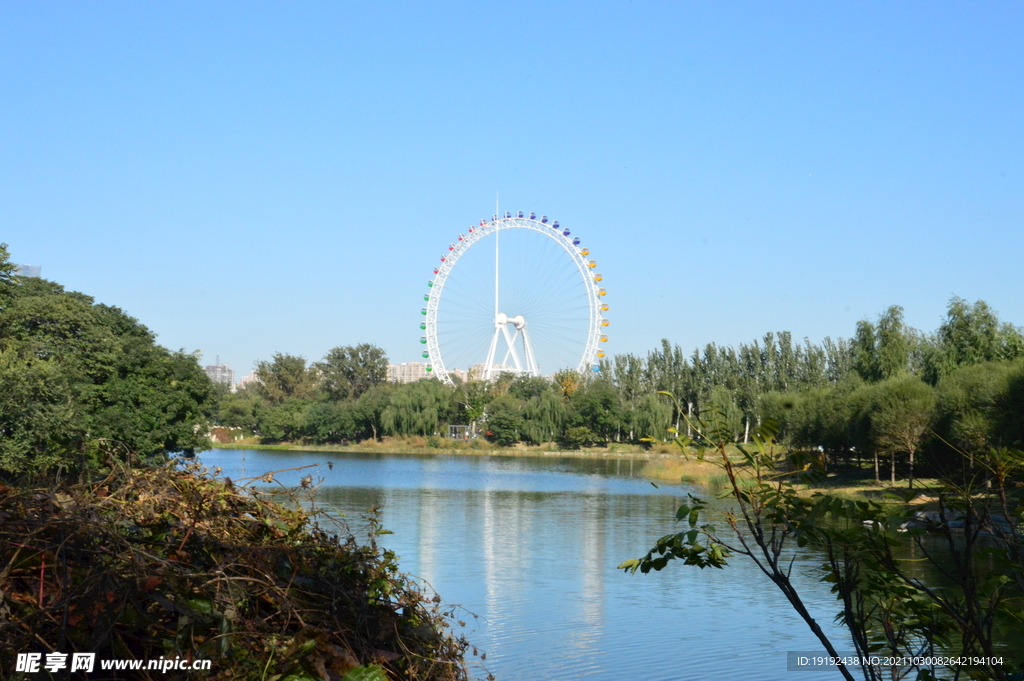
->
[541, 216, 548, 223]
[572, 237, 580, 245]
[529, 212, 536, 219]
[517, 211, 523, 218]
[563, 228, 571, 237]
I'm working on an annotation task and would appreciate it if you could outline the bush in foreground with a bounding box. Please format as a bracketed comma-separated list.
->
[0, 462, 470, 681]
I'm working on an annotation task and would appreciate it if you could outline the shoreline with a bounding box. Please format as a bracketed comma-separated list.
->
[207, 439, 660, 459]
[205, 440, 916, 501]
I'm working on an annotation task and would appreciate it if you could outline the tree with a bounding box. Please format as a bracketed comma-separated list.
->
[924, 297, 1024, 383]
[254, 353, 318, 404]
[866, 376, 936, 488]
[853, 306, 910, 382]
[305, 401, 357, 443]
[315, 343, 388, 401]
[0, 243, 18, 291]
[566, 378, 621, 442]
[520, 388, 566, 444]
[382, 380, 455, 436]
[353, 382, 396, 441]
[485, 411, 523, 447]
[256, 399, 310, 443]
[216, 384, 264, 431]
[935, 360, 1020, 454]
[0, 263, 214, 474]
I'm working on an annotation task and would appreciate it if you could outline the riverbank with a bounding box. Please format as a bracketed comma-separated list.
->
[209, 437, 921, 501]
[210, 435, 659, 458]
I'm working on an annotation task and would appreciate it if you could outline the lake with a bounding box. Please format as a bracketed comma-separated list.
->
[195, 449, 855, 680]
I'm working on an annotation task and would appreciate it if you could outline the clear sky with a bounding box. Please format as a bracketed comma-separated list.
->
[3, 2, 1022, 376]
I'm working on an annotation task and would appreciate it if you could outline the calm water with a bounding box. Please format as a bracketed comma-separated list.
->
[195, 449, 854, 680]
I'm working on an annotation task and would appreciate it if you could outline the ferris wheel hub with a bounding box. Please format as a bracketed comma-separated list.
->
[494, 312, 526, 329]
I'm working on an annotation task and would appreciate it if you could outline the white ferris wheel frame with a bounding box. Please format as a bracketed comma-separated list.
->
[424, 216, 605, 386]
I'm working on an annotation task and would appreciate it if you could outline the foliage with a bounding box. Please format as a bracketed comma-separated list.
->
[255, 353, 319, 404]
[306, 401, 358, 444]
[0, 261, 213, 475]
[864, 376, 936, 487]
[853, 306, 911, 382]
[382, 380, 456, 437]
[621, 392, 1024, 681]
[0, 462, 470, 680]
[0, 243, 18, 290]
[484, 411, 523, 447]
[316, 344, 389, 401]
[257, 400, 313, 443]
[566, 378, 620, 442]
[557, 425, 597, 450]
[935, 360, 1024, 452]
[924, 297, 1024, 384]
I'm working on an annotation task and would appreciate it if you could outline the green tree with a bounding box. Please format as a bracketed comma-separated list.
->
[704, 385, 743, 441]
[216, 384, 264, 431]
[924, 297, 1024, 383]
[254, 353, 318, 404]
[315, 343, 388, 401]
[0, 347, 80, 472]
[0, 263, 213, 473]
[382, 380, 455, 436]
[853, 306, 910, 382]
[866, 375, 936, 487]
[353, 382, 396, 440]
[566, 378, 620, 442]
[256, 399, 310, 443]
[520, 388, 566, 444]
[485, 411, 523, 447]
[305, 401, 357, 443]
[935, 360, 1021, 454]
[0, 243, 18, 291]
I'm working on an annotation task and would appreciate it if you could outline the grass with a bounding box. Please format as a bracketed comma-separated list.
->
[638, 457, 731, 489]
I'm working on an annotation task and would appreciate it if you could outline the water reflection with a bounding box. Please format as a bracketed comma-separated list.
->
[197, 450, 852, 680]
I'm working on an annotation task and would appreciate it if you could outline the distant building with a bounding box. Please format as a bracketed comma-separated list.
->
[14, 265, 41, 278]
[386, 363, 517, 384]
[469, 363, 516, 381]
[235, 371, 259, 391]
[204, 363, 235, 388]
[388, 362, 428, 383]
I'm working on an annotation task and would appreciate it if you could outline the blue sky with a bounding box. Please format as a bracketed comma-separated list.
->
[2, 2, 1022, 376]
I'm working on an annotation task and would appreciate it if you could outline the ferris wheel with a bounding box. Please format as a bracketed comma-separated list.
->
[420, 211, 609, 386]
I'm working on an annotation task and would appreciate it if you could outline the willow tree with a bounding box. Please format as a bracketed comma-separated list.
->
[382, 379, 456, 436]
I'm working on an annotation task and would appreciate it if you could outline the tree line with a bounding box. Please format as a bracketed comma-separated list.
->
[215, 298, 1024, 483]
